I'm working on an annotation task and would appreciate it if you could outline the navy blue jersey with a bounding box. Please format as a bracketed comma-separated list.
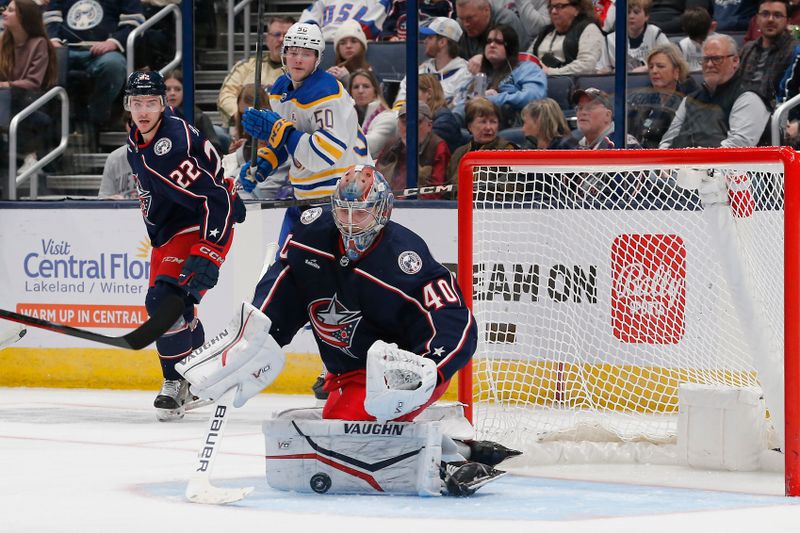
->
[126, 108, 236, 248]
[252, 207, 477, 384]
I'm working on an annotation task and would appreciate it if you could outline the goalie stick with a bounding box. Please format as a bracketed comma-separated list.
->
[0, 293, 184, 350]
[185, 241, 279, 504]
[257, 183, 456, 209]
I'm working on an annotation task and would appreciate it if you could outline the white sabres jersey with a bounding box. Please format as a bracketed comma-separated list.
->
[270, 68, 373, 200]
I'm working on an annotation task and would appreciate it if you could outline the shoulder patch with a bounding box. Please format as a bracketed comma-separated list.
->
[154, 137, 172, 156]
[398, 251, 423, 275]
[300, 207, 323, 224]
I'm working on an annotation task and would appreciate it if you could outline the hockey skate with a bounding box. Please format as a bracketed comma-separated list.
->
[465, 440, 522, 466]
[154, 378, 190, 421]
[312, 370, 328, 401]
[441, 461, 506, 497]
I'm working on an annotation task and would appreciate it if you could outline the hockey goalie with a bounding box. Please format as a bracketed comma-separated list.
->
[176, 165, 520, 496]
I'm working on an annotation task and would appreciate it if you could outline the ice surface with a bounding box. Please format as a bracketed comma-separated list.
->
[2, 388, 800, 533]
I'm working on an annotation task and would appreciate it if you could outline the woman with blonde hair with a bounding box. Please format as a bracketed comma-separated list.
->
[419, 73, 465, 152]
[521, 98, 576, 149]
[626, 43, 698, 148]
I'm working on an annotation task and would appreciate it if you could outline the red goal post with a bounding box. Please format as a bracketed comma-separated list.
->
[455, 147, 800, 496]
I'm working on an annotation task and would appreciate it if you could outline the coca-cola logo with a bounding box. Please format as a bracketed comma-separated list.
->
[611, 234, 686, 344]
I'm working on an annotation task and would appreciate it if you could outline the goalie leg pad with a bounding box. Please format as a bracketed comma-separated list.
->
[176, 301, 284, 407]
[263, 418, 443, 496]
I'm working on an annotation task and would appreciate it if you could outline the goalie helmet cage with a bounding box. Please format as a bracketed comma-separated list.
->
[454, 147, 800, 496]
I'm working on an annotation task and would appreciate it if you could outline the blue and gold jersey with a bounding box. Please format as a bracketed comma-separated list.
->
[270, 69, 372, 200]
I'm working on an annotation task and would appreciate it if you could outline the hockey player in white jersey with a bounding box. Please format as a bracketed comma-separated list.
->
[240, 22, 372, 204]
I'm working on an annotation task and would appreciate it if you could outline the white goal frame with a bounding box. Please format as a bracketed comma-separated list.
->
[455, 147, 800, 496]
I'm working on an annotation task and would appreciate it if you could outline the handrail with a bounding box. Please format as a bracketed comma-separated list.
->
[772, 92, 800, 145]
[126, 4, 183, 75]
[228, 0, 254, 70]
[8, 86, 70, 200]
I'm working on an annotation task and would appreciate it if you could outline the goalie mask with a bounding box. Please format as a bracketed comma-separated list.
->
[332, 165, 394, 261]
[123, 70, 167, 112]
[281, 22, 325, 81]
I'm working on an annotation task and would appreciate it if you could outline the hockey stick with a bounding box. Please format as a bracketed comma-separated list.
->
[185, 387, 254, 504]
[248, 0, 266, 169]
[256, 183, 457, 209]
[184, 242, 279, 504]
[0, 293, 184, 350]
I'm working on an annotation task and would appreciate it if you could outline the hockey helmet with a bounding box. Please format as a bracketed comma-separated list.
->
[281, 22, 325, 78]
[332, 165, 394, 261]
[123, 70, 166, 111]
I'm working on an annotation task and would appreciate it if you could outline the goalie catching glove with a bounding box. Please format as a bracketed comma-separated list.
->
[364, 340, 438, 421]
[176, 302, 284, 408]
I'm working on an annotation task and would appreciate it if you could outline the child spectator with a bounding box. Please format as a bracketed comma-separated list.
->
[327, 20, 373, 86]
[679, 7, 717, 71]
[597, 0, 671, 73]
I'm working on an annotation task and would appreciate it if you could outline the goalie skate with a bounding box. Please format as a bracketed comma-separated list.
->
[465, 440, 522, 466]
[442, 461, 506, 497]
[154, 379, 190, 421]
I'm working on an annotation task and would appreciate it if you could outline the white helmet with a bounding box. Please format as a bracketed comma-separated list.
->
[282, 22, 325, 79]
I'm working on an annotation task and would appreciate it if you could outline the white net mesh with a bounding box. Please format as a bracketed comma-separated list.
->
[466, 159, 785, 461]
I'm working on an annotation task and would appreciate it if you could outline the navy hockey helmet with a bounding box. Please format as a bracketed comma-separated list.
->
[332, 165, 394, 261]
[124, 70, 167, 111]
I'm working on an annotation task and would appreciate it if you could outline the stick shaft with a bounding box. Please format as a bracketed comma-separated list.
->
[0, 294, 184, 350]
[249, 0, 266, 167]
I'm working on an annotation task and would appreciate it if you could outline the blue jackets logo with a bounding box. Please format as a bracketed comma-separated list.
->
[307, 293, 362, 358]
[67, 0, 103, 30]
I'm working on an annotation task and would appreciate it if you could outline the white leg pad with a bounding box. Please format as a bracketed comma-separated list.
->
[263, 418, 443, 496]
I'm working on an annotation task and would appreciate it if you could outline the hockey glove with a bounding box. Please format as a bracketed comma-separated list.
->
[178, 241, 225, 303]
[224, 177, 247, 223]
[238, 146, 289, 193]
[242, 108, 297, 150]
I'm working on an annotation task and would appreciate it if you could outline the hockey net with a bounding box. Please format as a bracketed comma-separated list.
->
[455, 148, 800, 493]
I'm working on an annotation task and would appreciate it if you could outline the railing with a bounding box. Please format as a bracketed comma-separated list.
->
[126, 4, 183, 75]
[228, 0, 254, 70]
[772, 92, 800, 146]
[7, 86, 70, 200]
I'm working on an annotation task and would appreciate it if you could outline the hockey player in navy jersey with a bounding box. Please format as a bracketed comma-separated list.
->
[177, 165, 520, 496]
[124, 70, 246, 421]
[239, 21, 373, 397]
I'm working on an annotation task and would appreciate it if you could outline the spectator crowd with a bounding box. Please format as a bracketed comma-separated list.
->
[3, 0, 800, 199]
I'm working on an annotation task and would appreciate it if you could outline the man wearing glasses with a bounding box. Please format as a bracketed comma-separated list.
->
[738, 0, 796, 108]
[217, 15, 296, 127]
[659, 33, 770, 148]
